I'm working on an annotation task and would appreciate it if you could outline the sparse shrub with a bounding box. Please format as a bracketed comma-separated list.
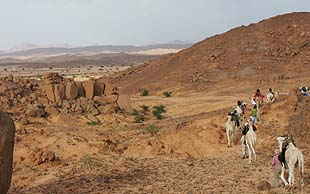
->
[131, 109, 144, 123]
[145, 125, 160, 135]
[140, 105, 149, 112]
[131, 109, 140, 116]
[81, 154, 107, 171]
[152, 105, 166, 120]
[163, 91, 172, 98]
[140, 89, 149, 96]
[82, 154, 96, 170]
[86, 121, 100, 126]
[133, 114, 143, 123]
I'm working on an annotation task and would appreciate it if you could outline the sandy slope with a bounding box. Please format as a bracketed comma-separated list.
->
[8, 81, 309, 193]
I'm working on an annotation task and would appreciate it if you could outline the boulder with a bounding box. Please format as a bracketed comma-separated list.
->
[42, 84, 56, 102]
[26, 83, 33, 89]
[94, 80, 105, 96]
[83, 81, 95, 99]
[54, 84, 66, 102]
[98, 104, 117, 114]
[43, 72, 63, 84]
[84, 102, 99, 116]
[44, 105, 60, 116]
[26, 104, 45, 117]
[30, 148, 59, 165]
[43, 78, 54, 85]
[79, 97, 89, 106]
[117, 94, 131, 112]
[7, 74, 13, 82]
[104, 83, 113, 95]
[76, 82, 85, 97]
[20, 97, 27, 104]
[0, 85, 8, 95]
[65, 82, 78, 100]
[86, 114, 100, 123]
[37, 97, 49, 105]
[43, 72, 56, 79]
[0, 111, 15, 194]
[29, 93, 37, 101]
[257, 181, 271, 191]
[94, 95, 118, 105]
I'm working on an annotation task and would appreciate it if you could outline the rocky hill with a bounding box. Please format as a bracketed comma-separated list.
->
[115, 12, 310, 93]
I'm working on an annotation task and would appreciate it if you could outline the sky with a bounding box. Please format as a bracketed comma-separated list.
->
[0, 0, 309, 50]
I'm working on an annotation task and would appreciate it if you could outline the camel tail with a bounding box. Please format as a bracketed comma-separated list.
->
[298, 152, 305, 186]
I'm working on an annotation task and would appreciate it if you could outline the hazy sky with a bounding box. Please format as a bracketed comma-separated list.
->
[0, 0, 309, 50]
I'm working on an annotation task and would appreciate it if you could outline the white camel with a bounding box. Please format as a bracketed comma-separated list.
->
[241, 121, 257, 163]
[266, 91, 279, 103]
[276, 137, 305, 187]
[235, 105, 244, 122]
[225, 115, 236, 147]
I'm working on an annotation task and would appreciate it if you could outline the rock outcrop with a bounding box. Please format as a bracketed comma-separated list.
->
[0, 111, 15, 194]
[0, 73, 131, 122]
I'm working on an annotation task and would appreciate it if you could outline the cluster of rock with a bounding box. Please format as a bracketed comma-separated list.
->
[0, 73, 131, 123]
[30, 147, 59, 165]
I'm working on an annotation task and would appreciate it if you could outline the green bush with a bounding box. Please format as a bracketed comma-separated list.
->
[131, 109, 140, 116]
[163, 91, 172, 98]
[140, 105, 149, 112]
[152, 105, 166, 120]
[86, 121, 100, 126]
[140, 89, 149, 96]
[145, 125, 160, 135]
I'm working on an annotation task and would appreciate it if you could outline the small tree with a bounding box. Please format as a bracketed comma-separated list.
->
[140, 105, 149, 112]
[163, 91, 172, 98]
[140, 89, 149, 96]
[152, 105, 166, 120]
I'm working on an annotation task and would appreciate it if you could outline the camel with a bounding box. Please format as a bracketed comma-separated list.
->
[225, 115, 236, 147]
[241, 121, 257, 163]
[266, 91, 279, 103]
[276, 137, 304, 187]
[235, 105, 245, 123]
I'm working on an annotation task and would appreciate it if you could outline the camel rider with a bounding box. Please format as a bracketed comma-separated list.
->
[269, 88, 275, 100]
[300, 86, 309, 96]
[241, 122, 250, 145]
[269, 88, 275, 95]
[228, 109, 240, 127]
[278, 133, 296, 164]
[250, 105, 258, 124]
[251, 89, 265, 107]
[238, 100, 247, 115]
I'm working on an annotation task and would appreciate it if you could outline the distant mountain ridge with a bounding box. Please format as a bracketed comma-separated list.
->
[0, 43, 193, 57]
[7, 42, 72, 53]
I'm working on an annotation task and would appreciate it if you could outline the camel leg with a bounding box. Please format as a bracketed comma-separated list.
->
[246, 142, 252, 163]
[227, 131, 231, 147]
[241, 136, 246, 158]
[280, 164, 289, 186]
[288, 164, 294, 186]
[249, 141, 256, 161]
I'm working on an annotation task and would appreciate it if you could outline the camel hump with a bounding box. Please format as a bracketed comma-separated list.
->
[0, 111, 16, 194]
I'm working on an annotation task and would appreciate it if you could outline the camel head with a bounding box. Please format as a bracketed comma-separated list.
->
[276, 136, 286, 150]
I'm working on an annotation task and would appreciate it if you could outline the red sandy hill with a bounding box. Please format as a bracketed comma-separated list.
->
[114, 12, 310, 93]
